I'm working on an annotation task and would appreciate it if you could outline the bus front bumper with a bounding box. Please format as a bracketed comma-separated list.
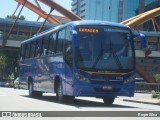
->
[73, 83, 135, 97]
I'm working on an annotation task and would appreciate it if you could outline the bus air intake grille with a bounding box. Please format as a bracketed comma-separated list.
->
[90, 79, 123, 84]
[94, 88, 120, 93]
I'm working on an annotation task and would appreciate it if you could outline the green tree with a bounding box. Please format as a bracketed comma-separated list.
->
[0, 49, 19, 79]
[6, 15, 26, 20]
[0, 55, 6, 79]
[19, 15, 25, 20]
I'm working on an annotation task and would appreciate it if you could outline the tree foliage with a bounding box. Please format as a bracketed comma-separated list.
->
[0, 49, 19, 79]
[0, 56, 6, 70]
[0, 55, 6, 79]
[6, 15, 26, 20]
[153, 74, 160, 83]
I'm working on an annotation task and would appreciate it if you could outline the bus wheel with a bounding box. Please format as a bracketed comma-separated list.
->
[29, 81, 42, 98]
[56, 82, 65, 102]
[103, 97, 115, 105]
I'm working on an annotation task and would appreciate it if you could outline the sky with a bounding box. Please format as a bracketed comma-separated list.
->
[0, 0, 72, 21]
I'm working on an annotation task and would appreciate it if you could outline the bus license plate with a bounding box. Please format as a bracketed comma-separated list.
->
[102, 86, 113, 90]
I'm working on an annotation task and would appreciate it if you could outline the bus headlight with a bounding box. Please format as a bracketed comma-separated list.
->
[75, 73, 90, 83]
[124, 77, 135, 84]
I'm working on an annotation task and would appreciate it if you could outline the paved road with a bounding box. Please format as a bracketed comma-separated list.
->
[0, 87, 160, 112]
[0, 87, 160, 120]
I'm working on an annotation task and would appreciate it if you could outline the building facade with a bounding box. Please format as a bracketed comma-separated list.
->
[71, 0, 86, 19]
[71, 0, 118, 21]
[71, 0, 160, 23]
[123, 0, 160, 21]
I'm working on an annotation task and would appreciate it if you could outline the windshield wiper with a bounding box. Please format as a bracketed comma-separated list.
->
[109, 39, 123, 69]
[92, 39, 103, 69]
[91, 39, 123, 69]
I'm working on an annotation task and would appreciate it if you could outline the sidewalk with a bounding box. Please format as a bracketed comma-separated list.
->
[122, 93, 160, 105]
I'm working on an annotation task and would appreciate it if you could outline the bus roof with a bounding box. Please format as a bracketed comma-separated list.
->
[21, 20, 130, 44]
[67, 20, 130, 28]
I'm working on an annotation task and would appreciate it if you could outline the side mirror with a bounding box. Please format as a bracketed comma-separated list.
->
[133, 33, 146, 49]
[72, 30, 77, 46]
[139, 34, 146, 49]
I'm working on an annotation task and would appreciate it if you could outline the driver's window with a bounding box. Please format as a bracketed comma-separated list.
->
[64, 26, 72, 67]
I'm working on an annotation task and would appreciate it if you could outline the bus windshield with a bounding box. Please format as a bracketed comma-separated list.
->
[76, 26, 135, 72]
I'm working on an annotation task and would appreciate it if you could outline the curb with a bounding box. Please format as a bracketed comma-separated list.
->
[123, 99, 160, 105]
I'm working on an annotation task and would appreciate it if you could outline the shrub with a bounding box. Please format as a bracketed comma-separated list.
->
[151, 90, 157, 98]
[153, 74, 160, 83]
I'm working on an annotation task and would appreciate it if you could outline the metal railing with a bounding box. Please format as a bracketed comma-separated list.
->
[135, 82, 160, 93]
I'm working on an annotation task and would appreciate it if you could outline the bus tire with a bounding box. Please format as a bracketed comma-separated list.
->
[103, 97, 115, 105]
[29, 81, 42, 98]
[56, 82, 65, 102]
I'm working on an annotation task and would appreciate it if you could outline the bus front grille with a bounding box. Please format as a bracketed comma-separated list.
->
[94, 88, 120, 93]
[90, 79, 123, 84]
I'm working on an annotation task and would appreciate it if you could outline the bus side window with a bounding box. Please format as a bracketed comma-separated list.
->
[19, 46, 22, 60]
[21, 44, 26, 60]
[48, 32, 56, 55]
[25, 43, 31, 59]
[64, 26, 72, 66]
[40, 38, 44, 56]
[35, 39, 42, 57]
[34, 40, 38, 57]
[57, 29, 66, 54]
[29, 41, 36, 58]
[43, 35, 50, 56]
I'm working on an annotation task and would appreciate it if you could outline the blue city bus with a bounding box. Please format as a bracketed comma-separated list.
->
[19, 20, 146, 105]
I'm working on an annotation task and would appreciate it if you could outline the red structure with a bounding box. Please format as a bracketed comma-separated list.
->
[15, 0, 82, 23]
